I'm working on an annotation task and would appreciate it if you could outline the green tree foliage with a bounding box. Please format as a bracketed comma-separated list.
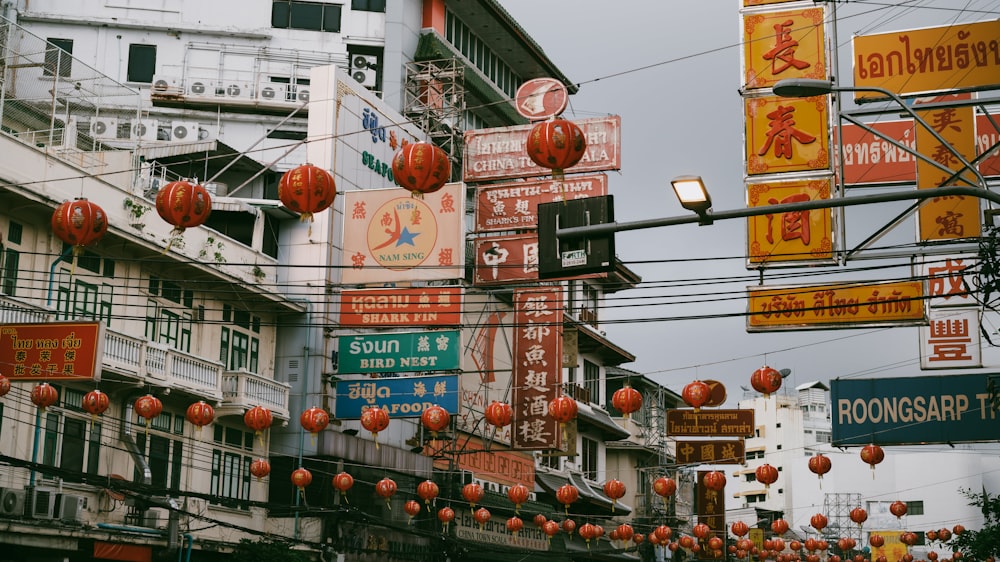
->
[232, 538, 313, 562]
[949, 488, 1000, 561]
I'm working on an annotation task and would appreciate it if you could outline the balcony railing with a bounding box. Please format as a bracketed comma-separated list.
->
[219, 369, 290, 419]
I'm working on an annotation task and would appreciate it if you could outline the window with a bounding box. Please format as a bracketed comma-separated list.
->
[581, 437, 598, 480]
[906, 500, 924, 515]
[745, 472, 756, 482]
[351, 0, 384, 11]
[747, 493, 766, 503]
[272, 1, 342, 32]
[1, 221, 22, 296]
[211, 424, 254, 508]
[539, 452, 560, 471]
[443, 11, 521, 98]
[127, 44, 156, 83]
[145, 276, 195, 353]
[220, 305, 261, 373]
[44, 38, 73, 77]
[583, 360, 599, 404]
[40, 388, 101, 482]
[55, 271, 114, 326]
[133, 411, 183, 490]
[816, 431, 831, 443]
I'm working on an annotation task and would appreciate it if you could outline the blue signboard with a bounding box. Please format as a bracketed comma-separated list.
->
[334, 374, 460, 419]
[337, 330, 461, 374]
[831, 373, 1000, 446]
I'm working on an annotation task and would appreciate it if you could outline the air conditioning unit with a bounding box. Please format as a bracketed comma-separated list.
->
[90, 118, 118, 140]
[292, 86, 310, 103]
[150, 75, 181, 94]
[259, 82, 287, 102]
[57, 493, 85, 523]
[350, 54, 378, 87]
[188, 79, 214, 97]
[202, 181, 226, 196]
[169, 121, 199, 142]
[0, 487, 25, 517]
[196, 124, 219, 142]
[29, 488, 56, 519]
[143, 507, 166, 529]
[131, 119, 159, 142]
[223, 82, 252, 98]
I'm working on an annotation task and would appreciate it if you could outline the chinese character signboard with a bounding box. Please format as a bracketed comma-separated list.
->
[511, 287, 563, 450]
[831, 373, 1000, 445]
[921, 256, 977, 307]
[666, 409, 755, 437]
[334, 374, 459, 418]
[696, 470, 726, 558]
[743, 7, 826, 89]
[338, 287, 463, 327]
[746, 281, 925, 331]
[475, 174, 608, 232]
[746, 96, 830, 175]
[0, 322, 104, 381]
[920, 308, 980, 369]
[337, 330, 461, 374]
[341, 183, 465, 284]
[852, 20, 1000, 98]
[747, 178, 834, 264]
[454, 505, 549, 550]
[869, 531, 907, 562]
[916, 101, 980, 242]
[676, 440, 746, 465]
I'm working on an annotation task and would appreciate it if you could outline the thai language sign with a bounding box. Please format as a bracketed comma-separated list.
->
[463, 116, 621, 183]
[830, 373, 1000, 445]
[511, 287, 563, 450]
[666, 409, 755, 437]
[338, 287, 462, 327]
[0, 322, 104, 381]
[474, 174, 608, 232]
[424, 435, 535, 487]
[853, 19, 1000, 97]
[337, 330, 461, 374]
[746, 281, 925, 331]
[454, 505, 548, 550]
[334, 374, 459, 419]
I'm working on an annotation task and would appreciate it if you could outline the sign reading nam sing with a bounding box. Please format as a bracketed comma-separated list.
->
[0, 322, 104, 381]
[831, 373, 1000, 445]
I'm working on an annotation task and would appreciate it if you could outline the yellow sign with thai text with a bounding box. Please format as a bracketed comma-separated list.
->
[747, 178, 834, 264]
[743, 7, 827, 89]
[746, 95, 830, 175]
[747, 281, 926, 331]
[916, 101, 980, 241]
[853, 20, 1000, 97]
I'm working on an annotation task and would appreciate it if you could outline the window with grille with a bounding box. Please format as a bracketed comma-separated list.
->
[44, 38, 73, 77]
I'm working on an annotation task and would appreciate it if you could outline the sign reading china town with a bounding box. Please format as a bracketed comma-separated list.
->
[475, 174, 608, 232]
[463, 116, 621, 183]
[338, 287, 463, 327]
[340, 183, 465, 284]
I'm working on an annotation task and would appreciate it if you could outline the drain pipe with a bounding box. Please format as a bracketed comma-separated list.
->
[96, 522, 164, 535]
[121, 397, 152, 485]
[178, 533, 193, 562]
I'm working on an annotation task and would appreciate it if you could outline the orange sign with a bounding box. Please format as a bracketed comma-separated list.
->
[853, 20, 1000, 97]
[475, 174, 608, 232]
[338, 287, 463, 327]
[747, 177, 834, 264]
[916, 102, 980, 241]
[747, 281, 926, 331]
[743, 7, 826, 90]
[746, 95, 830, 175]
[0, 322, 104, 381]
[425, 434, 536, 488]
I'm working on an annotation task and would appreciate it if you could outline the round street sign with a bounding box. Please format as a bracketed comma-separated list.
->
[515, 77, 569, 121]
[703, 379, 727, 407]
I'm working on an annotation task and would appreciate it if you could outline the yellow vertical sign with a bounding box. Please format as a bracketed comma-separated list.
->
[747, 178, 834, 264]
[746, 96, 830, 175]
[916, 100, 980, 241]
[749, 528, 764, 551]
[743, 7, 827, 90]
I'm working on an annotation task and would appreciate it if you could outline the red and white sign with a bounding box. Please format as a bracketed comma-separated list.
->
[475, 174, 608, 232]
[0, 322, 104, 381]
[919, 255, 977, 307]
[463, 115, 622, 183]
[514, 77, 569, 121]
[474, 234, 540, 286]
[339, 287, 463, 327]
[512, 287, 563, 450]
[919, 308, 981, 370]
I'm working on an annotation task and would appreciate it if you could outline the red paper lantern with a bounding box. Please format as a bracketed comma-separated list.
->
[937, 528, 952, 542]
[361, 406, 390, 444]
[807, 538, 821, 552]
[579, 523, 598, 545]
[771, 519, 790, 535]
[332, 472, 354, 499]
[562, 518, 576, 535]
[420, 404, 450, 438]
[437, 506, 455, 532]
[556, 483, 579, 512]
[462, 482, 484, 508]
[543, 520, 560, 540]
[300, 406, 330, 435]
[926, 530, 938, 542]
[484, 400, 513, 428]
[0, 374, 9, 397]
[134, 394, 163, 425]
[952, 524, 965, 535]
[900, 532, 918, 546]
[790, 541, 803, 551]
[291, 467, 312, 491]
[391, 141, 451, 196]
[810, 513, 828, 532]
[249, 458, 270, 479]
[507, 516, 524, 535]
[375, 477, 397, 505]
[755, 463, 779, 489]
[52, 198, 107, 252]
[617, 523, 634, 542]
[633, 533, 645, 545]
[602, 479, 626, 510]
[693, 523, 710, 539]
[860, 444, 885, 473]
[731, 521, 749, 537]
[417, 479, 439, 508]
[548, 395, 578, 423]
[654, 525, 673, 542]
[703, 471, 726, 491]
[808, 453, 832, 481]
[870, 534, 885, 548]
[278, 163, 337, 222]
[889, 500, 907, 518]
[31, 383, 59, 410]
[155, 180, 212, 234]
[186, 401, 215, 428]
[526, 118, 586, 179]
[81, 389, 110, 417]
[653, 476, 677, 498]
[850, 506, 868, 526]
[679, 535, 696, 549]
[244, 405, 273, 433]
[751, 365, 783, 397]
[473, 507, 491, 530]
[682, 380, 711, 412]
[927, 554, 939, 562]
[533, 513, 547, 527]
[709, 536, 724, 552]
[612, 385, 642, 418]
[507, 483, 530, 511]
[404, 500, 421, 521]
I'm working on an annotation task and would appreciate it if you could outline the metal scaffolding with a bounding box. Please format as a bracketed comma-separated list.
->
[403, 58, 465, 181]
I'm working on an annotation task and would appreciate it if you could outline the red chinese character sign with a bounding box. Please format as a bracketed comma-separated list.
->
[340, 183, 465, 284]
[919, 308, 980, 369]
[746, 178, 834, 264]
[742, 7, 827, 90]
[0, 322, 104, 381]
[511, 287, 563, 450]
[746, 95, 830, 175]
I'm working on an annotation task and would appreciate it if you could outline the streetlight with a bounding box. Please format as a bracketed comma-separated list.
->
[771, 78, 987, 189]
[670, 175, 713, 225]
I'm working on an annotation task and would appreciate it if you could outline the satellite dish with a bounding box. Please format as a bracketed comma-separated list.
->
[779, 368, 792, 378]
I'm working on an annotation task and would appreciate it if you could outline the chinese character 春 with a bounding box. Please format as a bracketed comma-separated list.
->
[758, 105, 816, 160]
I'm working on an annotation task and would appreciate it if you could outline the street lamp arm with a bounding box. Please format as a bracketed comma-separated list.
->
[555, 186, 1000, 240]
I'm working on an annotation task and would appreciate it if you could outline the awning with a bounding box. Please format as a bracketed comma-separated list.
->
[577, 403, 630, 441]
[535, 470, 632, 517]
[570, 320, 636, 365]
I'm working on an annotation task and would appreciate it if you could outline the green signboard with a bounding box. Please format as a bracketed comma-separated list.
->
[338, 330, 461, 374]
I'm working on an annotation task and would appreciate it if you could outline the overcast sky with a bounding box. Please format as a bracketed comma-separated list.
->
[496, 0, 1000, 404]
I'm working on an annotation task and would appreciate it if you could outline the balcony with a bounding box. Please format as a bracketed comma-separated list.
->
[217, 369, 290, 420]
